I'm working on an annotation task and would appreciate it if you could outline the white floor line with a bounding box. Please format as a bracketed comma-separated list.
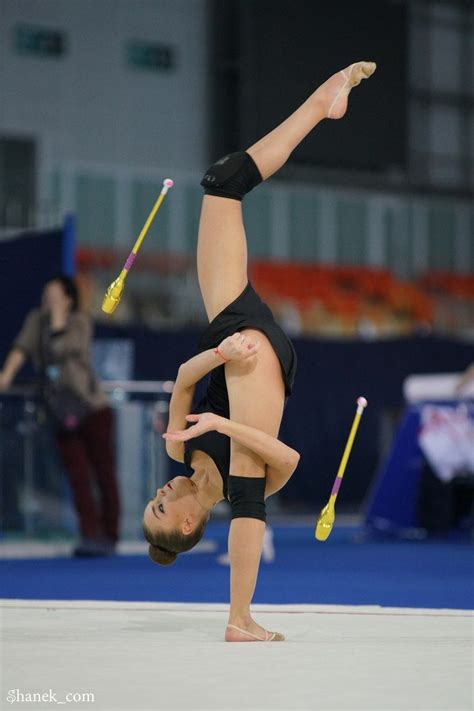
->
[1, 599, 471, 617]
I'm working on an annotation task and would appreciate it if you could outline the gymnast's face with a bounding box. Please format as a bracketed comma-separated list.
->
[143, 476, 201, 538]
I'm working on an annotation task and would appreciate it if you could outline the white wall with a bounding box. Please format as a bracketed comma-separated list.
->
[0, 0, 210, 171]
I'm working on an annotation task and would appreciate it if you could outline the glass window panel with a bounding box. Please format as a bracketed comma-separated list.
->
[185, 185, 202, 254]
[429, 105, 461, 157]
[385, 206, 412, 275]
[410, 104, 430, 156]
[427, 205, 456, 270]
[431, 27, 461, 92]
[431, 3, 461, 26]
[429, 156, 462, 187]
[470, 14, 474, 97]
[407, 204, 420, 275]
[243, 189, 272, 258]
[336, 199, 367, 265]
[470, 109, 474, 161]
[409, 24, 430, 90]
[384, 208, 396, 270]
[288, 192, 320, 261]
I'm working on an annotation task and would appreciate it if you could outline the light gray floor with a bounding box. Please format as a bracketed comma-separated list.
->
[1, 600, 472, 711]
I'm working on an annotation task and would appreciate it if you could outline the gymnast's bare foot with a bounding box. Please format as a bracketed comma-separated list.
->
[317, 61, 376, 120]
[225, 616, 285, 642]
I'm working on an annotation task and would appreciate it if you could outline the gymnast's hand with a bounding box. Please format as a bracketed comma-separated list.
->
[163, 413, 221, 441]
[217, 332, 260, 362]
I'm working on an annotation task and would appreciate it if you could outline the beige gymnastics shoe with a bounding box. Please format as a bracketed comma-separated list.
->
[225, 624, 285, 642]
[319, 61, 377, 120]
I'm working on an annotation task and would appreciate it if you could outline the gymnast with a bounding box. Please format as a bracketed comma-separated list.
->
[142, 61, 376, 642]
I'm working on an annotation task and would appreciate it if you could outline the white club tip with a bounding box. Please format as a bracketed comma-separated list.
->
[357, 396, 368, 409]
[163, 178, 174, 188]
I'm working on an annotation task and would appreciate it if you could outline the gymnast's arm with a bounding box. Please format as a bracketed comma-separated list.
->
[166, 346, 230, 461]
[164, 412, 300, 497]
[165, 350, 229, 462]
[177, 332, 260, 388]
[165, 333, 260, 462]
[215, 417, 300, 498]
[165, 377, 196, 463]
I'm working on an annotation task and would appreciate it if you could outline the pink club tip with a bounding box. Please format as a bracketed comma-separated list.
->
[357, 396, 368, 408]
[163, 178, 174, 188]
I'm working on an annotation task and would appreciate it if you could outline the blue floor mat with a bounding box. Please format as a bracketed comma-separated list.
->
[1, 525, 473, 609]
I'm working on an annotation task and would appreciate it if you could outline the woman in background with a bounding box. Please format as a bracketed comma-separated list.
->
[0, 276, 120, 557]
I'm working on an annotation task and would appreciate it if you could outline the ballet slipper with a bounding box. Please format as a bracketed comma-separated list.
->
[327, 61, 376, 119]
[226, 624, 285, 642]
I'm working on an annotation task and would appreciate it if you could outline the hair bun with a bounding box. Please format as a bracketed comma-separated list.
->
[148, 544, 177, 566]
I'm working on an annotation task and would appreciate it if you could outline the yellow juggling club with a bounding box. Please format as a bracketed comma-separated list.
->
[315, 396, 368, 542]
[102, 178, 174, 314]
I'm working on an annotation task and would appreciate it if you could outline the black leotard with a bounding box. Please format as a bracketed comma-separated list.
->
[183, 283, 297, 498]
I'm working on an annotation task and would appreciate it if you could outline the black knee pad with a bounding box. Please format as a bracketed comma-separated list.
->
[227, 475, 266, 522]
[200, 151, 262, 201]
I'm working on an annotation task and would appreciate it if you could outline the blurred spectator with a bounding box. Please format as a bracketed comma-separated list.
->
[0, 276, 120, 556]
